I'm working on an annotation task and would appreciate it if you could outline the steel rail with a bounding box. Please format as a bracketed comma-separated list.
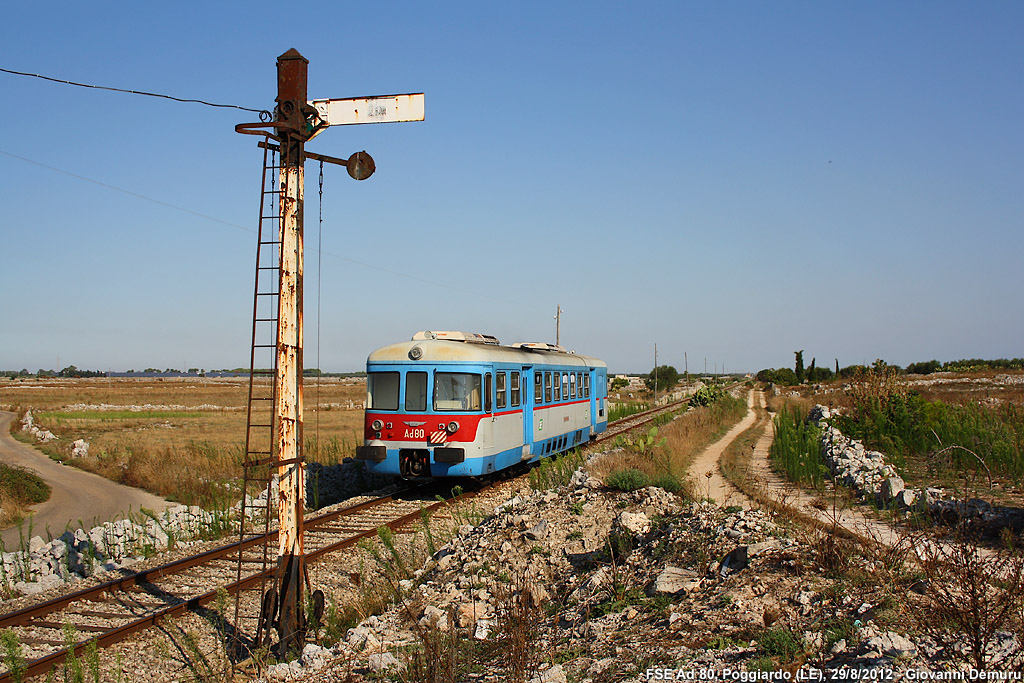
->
[0, 485, 445, 682]
[0, 399, 701, 681]
[1, 485, 473, 682]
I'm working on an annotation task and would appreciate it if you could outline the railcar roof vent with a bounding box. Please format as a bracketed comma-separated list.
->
[412, 330, 501, 345]
[511, 342, 570, 353]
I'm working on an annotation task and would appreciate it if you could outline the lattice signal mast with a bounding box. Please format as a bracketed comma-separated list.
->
[235, 48, 423, 654]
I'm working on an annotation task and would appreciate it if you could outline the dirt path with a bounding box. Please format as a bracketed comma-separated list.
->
[685, 389, 758, 507]
[685, 392, 905, 547]
[0, 411, 174, 548]
[746, 412, 904, 547]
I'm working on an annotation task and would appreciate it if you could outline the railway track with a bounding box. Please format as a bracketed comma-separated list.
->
[0, 400, 695, 681]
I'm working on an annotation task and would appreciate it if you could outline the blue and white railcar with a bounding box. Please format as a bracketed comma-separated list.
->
[355, 331, 608, 477]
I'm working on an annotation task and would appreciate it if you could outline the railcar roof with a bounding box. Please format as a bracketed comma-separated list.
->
[367, 339, 606, 368]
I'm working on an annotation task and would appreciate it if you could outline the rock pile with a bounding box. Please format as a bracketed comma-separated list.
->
[306, 461, 391, 509]
[275, 462, 1023, 682]
[19, 410, 56, 443]
[1, 505, 232, 596]
[813, 405, 931, 512]
[1, 458, 388, 598]
[812, 405, 1024, 532]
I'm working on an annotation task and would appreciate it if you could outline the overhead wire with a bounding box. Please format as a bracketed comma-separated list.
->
[0, 66, 271, 120]
[0, 147, 528, 306]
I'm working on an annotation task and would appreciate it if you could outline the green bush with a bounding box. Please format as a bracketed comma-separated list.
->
[0, 464, 50, 505]
[758, 627, 802, 659]
[649, 473, 683, 493]
[605, 468, 649, 492]
[770, 406, 826, 486]
[836, 392, 1024, 481]
[689, 386, 724, 407]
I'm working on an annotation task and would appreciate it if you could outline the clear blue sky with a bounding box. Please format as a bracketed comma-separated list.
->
[1, 2, 1021, 375]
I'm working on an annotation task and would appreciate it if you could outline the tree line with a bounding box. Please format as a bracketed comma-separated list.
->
[757, 352, 1024, 386]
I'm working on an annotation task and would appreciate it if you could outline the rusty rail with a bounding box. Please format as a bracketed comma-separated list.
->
[0, 400, 701, 681]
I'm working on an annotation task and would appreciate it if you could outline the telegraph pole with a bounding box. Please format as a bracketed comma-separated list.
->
[654, 343, 658, 406]
[554, 305, 562, 347]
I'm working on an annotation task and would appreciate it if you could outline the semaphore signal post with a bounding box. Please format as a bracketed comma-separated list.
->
[235, 48, 423, 655]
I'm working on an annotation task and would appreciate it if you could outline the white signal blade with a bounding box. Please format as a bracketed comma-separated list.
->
[310, 93, 425, 126]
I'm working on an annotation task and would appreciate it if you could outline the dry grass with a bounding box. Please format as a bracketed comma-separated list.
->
[2, 376, 366, 506]
[588, 392, 748, 489]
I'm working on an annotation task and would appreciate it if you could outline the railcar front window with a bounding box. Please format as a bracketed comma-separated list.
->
[434, 372, 482, 411]
[367, 372, 400, 410]
[406, 372, 427, 411]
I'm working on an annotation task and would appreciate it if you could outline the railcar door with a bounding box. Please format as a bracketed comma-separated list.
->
[521, 366, 533, 459]
[588, 367, 597, 436]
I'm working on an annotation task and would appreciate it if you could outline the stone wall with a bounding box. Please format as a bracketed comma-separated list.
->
[810, 405, 1019, 531]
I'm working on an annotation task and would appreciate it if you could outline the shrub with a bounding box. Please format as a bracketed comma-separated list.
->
[605, 468, 649, 492]
[649, 473, 683, 493]
[758, 627, 802, 659]
[770, 406, 826, 487]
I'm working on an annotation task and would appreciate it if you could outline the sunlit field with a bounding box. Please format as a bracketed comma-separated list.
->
[1, 376, 366, 506]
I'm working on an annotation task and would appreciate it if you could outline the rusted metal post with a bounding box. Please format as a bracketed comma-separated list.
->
[274, 48, 310, 655]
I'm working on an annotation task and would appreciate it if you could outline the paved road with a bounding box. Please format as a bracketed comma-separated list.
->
[0, 411, 173, 549]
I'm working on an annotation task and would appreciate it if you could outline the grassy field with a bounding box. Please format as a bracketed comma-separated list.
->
[2, 376, 366, 507]
[0, 463, 50, 527]
[588, 390, 749, 495]
[768, 369, 1024, 506]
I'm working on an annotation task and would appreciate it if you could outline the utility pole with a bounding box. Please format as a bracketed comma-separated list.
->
[236, 49, 423, 655]
[684, 351, 689, 386]
[554, 305, 562, 347]
[272, 49, 308, 657]
[654, 343, 658, 406]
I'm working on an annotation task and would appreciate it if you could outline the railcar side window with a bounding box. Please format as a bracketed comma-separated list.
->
[485, 373, 492, 413]
[544, 372, 552, 403]
[535, 373, 543, 403]
[584, 373, 591, 398]
[405, 372, 427, 411]
[553, 372, 561, 401]
[511, 373, 521, 407]
[434, 372, 482, 411]
[562, 373, 569, 400]
[496, 372, 506, 409]
[569, 372, 576, 399]
[367, 372, 400, 410]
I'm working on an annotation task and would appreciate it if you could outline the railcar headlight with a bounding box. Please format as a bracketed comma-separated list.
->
[371, 419, 384, 431]
[409, 346, 423, 360]
[446, 421, 460, 434]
